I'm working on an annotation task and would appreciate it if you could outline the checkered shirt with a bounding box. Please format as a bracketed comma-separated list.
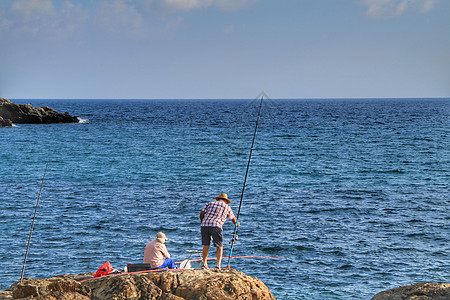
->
[201, 200, 235, 228]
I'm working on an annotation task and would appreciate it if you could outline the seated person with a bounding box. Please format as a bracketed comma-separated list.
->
[144, 232, 176, 269]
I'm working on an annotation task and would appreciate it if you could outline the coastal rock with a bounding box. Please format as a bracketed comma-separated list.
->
[0, 116, 13, 127]
[371, 282, 450, 300]
[0, 98, 78, 125]
[7, 275, 91, 300]
[3, 269, 275, 300]
[0, 291, 12, 300]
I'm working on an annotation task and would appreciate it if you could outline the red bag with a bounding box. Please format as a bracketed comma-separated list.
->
[94, 261, 114, 278]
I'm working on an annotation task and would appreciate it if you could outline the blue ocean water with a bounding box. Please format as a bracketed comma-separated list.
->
[0, 98, 449, 299]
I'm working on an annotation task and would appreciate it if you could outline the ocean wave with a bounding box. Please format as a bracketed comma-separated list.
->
[1, 98, 449, 299]
[77, 117, 89, 123]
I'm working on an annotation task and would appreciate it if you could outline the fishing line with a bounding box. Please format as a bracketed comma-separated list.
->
[203, 97, 261, 150]
[227, 91, 267, 269]
[20, 159, 50, 282]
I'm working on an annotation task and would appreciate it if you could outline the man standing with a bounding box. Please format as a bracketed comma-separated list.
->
[200, 193, 239, 269]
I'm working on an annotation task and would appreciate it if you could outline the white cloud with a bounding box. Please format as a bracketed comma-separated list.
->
[0, 10, 13, 34]
[96, 0, 147, 38]
[4, 0, 88, 40]
[395, 0, 409, 16]
[1, 0, 259, 40]
[140, 0, 258, 12]
[10, 0, 57, 36]
[420, 0, 434, 12]
[215, 0, 258, 12]
[362, 0, 436, 19]
[161, 0, 212, 11]
[11, 0, 56, 17]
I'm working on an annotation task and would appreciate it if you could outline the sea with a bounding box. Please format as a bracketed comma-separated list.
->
[0, 98, 448, 299]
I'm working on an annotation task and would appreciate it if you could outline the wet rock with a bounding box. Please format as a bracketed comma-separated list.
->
[371, 282, 450, 300]
[0, 98, 78, 124]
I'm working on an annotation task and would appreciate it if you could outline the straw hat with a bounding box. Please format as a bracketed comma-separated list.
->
[155, 232, 168, 244]
[215, 193, 231, 204]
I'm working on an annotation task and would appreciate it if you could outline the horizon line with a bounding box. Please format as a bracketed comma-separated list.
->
[6, 96, 450, 101]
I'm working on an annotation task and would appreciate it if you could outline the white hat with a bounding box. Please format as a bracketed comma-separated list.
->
[156, 232, 168, 244]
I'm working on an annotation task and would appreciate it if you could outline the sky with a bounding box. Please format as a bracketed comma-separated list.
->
[0, 0, 449, 99]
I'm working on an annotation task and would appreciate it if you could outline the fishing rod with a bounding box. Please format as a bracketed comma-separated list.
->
[227, 92, 266, 269]
[20, 159, 50, 282]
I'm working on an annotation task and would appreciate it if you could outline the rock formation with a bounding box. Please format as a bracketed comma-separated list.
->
[1, 268, 275, 300]
[371, 282, 450, 300]
[0, 116, 13, 127]
[1, 271, 449, 300]
[0, 98, 78, 126]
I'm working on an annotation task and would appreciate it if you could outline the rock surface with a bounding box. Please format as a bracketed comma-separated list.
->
[371, 282, 450, 300]
[0, 116, 13, 127]
[0, 98, 78, 125]
[1, 268, 275, 300]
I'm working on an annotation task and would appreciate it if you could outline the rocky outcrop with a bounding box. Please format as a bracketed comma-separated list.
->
[10, 276, 91, 300]
[2, 273, 449, 300]
[0, 116, 13, 127]
[1, 268, 275, 300]
[371, 282, 450, 300]
[0, 291, 12, 300]
[0, 98, 78, 125]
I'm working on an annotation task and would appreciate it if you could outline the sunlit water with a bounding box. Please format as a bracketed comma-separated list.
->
[1, 98, 449, 299]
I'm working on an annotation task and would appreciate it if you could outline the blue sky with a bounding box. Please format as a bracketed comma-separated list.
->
[1, 0, 449, 99]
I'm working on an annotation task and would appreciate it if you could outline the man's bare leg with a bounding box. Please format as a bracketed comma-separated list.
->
[202, 245, 209, 268]
[216, 246, 223, 269]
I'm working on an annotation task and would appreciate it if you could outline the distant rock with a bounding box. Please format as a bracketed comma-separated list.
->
[1, 268, 275, 300]
[0, 98, 79, 125]
[371, 282, 450, 300]
[0, 116, 13, 127]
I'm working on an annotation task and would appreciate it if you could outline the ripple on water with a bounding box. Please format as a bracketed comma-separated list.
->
[1, 99, 449, 299]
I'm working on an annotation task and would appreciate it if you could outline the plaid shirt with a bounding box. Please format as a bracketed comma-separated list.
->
[201, 200, 235, 228]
